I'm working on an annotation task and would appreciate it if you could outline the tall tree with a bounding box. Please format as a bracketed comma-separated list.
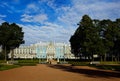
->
[111, 19, 120, 61]
[0, 22, 24, 61]
[0, 22, 10, 60]
[70, 15, 120, 61]
[70, 15, 102, 61]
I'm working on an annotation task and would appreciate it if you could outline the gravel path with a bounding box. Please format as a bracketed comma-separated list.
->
[0, 64, 120, 81]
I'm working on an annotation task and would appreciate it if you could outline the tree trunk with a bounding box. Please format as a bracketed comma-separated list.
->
[11, 49, 14, 61]
[100, 55, 103, 62]
[115, 57, 117, 62]
[4, 46, 7, 61]
[112, 55, 114, 62]
[104, 53, 106, 61]
[92, 54, 94, 61]
[117, 54, 119, 62]
[118, 55, 120, 62]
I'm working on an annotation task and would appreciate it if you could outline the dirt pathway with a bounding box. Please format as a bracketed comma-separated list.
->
[0, 64, 120, 81]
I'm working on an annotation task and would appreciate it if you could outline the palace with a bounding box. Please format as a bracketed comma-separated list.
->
[8, 42, 75, 60]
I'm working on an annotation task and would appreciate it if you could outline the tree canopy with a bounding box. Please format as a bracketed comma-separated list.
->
[70, 15, 120, 61]
[0, 22, 24, 60]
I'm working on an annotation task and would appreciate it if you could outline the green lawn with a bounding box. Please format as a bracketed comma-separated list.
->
[0, 59, 40, 71]
[89, 65, 120, 71]
[0, 64, 20, 71]
[68, 61, 90, 66]
[68, 61, 120, 71]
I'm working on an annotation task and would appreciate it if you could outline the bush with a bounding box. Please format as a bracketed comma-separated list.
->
[17, 59, 39, 63]
[14, 59, 39, 66]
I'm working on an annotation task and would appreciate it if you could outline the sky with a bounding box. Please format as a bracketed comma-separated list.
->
[0, 0, 120, 45]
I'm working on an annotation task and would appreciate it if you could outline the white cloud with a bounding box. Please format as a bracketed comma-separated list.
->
[39, 0, 56, 9]
[21, 2, 48, 24]
[19, 0, 120, 45]
[0, 14, 6, 24]
[57, 0, 120, 27]
[21, 14, 33, 22]
[19, 22, 74, 45]
[0, 19, 5, 24]
[34, 14, 48, 23]
[25, 3, 39, 14]
[21, 14, 48, 23]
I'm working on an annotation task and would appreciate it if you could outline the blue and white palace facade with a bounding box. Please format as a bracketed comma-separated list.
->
[8, 42, 75, 59]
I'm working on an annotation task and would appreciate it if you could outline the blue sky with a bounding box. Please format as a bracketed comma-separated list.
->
[0, 0, 120, 45]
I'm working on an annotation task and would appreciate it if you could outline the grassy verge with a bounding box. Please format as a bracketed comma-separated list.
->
[0, 59, 40, 71]
[68, 61, 120, 71]
[68, 61, 89, 66]
[17, 59, 39, 63]
[16, 63, 37, 66]
[100, 61, 120, 65]
[15, 59, 39, 66]
[0, 64, 20, 71]
[89, 65, 120, 71]
[0, 60, 6, 63]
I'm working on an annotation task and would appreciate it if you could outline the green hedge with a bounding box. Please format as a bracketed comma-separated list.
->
[15, 59, 39, 66]
[16, 63, 37, 66]
[17, 59, 39, 63]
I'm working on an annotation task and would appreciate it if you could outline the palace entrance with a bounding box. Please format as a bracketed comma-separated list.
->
[46, 42, 55, 62]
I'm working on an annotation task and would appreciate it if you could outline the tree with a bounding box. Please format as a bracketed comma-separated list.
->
[70, 15, 120, 62]
[0, 22, 24, 61]
[70, 15, 102, 61]
[0, 22, 10, 60]
[111, 19, 120, 62]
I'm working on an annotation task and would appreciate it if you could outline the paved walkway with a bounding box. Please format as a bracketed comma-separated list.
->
[0, 64, 120, 81]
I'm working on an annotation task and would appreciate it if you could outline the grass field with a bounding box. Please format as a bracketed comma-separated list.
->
[89, 65, 120, 71]
[0, 59, 40, 71]
[68, 61, 120, 71]
[0, 64, 20, 71]
[0, 60, 120, 71]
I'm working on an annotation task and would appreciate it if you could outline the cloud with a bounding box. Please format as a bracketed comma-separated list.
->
[21, 2, 48, 24]
[0, 14, 6, 24]
[0, 19, 5, 24]
[25, 3, 39, 14]
[34, 14, 48, 23]
[21, 14, 33, 22]
[2, 0, 119, 45]
[0, 14, 6, 18]
[19, 22, 74, 45]
[0, 1, 22, 13]
[21, 14, 48, 23]
[57, 0, 120, 27]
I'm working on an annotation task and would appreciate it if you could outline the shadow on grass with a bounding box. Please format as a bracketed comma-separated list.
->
[47, 64, 120, 78]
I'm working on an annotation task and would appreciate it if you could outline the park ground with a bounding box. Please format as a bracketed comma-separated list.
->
[0, 64, 120, 81]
